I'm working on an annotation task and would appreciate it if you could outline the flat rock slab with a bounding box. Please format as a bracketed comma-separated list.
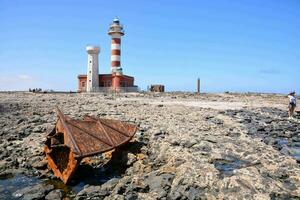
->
[0, 92, 299, 199]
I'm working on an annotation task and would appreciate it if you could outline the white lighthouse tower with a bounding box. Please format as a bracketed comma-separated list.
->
[86, 46, 100, 92]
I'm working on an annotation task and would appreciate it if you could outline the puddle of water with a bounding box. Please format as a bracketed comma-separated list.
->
[228, 109, 300, 163]
[213, 157, 245, 178]
[0, 161, 129, 199]
[289, 146, 300, 163]
[276, 138, 300, 163]
[0, 174, 41, 200]
[43, 178, 76, 196]
[276, 138, 289, 146]
[0, 174, 84, 199]
[0, 142, 142, 199]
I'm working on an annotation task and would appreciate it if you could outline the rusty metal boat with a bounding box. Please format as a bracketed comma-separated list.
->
[44, 108, 137, 184]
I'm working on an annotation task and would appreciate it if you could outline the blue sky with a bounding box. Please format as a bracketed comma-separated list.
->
[0, 0, 299, 93]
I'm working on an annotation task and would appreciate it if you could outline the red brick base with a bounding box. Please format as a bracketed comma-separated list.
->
[78, 74, 134, 92]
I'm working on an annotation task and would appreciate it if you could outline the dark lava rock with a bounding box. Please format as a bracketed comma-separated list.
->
[146, 173, 175, 198]
[31, 159, 47, 170]
[213, 156, 245, 178]
[0, 171, 13, 179]
[75, 185, 105, 200]
[45, 189, 63, 200]
[174, 158, 186, 167]
[168, 184, 205, 200]
[225, 107, 300, 162]
[226, 130, 241, 137]
[124, 193, 138, 200]
[186, 186, 205, 200]
[248, 127, 257, 135]
[263, 137, 276, 146]
[13, 183, 54, 200]
[112, 176, 131, 195]
[17, 118, 25, 124]
[181, 140, 197, 148]
[100, 178, 120, 195]
[208, 118, 224, 125]
[270, 192, 300, 200]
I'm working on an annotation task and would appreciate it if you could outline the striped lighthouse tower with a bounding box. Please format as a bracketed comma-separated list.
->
[108, 17, 124, 90]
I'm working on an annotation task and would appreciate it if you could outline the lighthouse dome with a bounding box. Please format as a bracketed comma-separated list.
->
[108, 17, 124, 35]
[113, 17, 120, 24]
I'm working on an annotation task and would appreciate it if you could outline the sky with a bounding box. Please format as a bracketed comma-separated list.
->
[0, 0, 299, 93]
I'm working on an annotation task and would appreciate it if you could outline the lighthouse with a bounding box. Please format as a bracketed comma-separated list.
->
[108, 17, 124, 90]
[86, 46, 100, 92]
[77, 18, 137, 93]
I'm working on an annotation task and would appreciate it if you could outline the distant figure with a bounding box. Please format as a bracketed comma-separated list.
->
[288, 91, 296, 118]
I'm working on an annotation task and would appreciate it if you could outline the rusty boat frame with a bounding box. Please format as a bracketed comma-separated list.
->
[44, 108, 137, 184]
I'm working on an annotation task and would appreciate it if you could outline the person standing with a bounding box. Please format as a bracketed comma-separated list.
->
[288, 91, 297, 118]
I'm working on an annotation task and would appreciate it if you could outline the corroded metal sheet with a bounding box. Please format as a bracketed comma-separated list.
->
[44, 108, 137, 184]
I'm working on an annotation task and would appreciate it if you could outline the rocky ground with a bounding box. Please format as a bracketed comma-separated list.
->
[0, 92, 299, 200]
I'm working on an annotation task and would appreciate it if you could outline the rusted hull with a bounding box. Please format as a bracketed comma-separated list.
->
[44, 140, 80, 183]
[44, 108, 137, 184]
